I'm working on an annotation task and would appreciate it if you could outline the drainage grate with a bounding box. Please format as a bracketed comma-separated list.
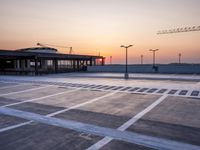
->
[157, 89, 167, 93]
[112, 86, 124, 90]
[168, 90, 178, 94]
[120, 87, 132, 91]
[147, 88, 158, 93]
[179, 90, 188, 95]
[129, 87, 140, 92]
[104, 86, 116, 90]
[137, 88, 149, 92]
[191, 91, 200, 96]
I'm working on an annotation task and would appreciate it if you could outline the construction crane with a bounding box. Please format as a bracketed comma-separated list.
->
[37, 43, 73, 54]
[157, 25, 200, 34]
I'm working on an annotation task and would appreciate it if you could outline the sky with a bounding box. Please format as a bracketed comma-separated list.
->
[0, 0, 200, 64]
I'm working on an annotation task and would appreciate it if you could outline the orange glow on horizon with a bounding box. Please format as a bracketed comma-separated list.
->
[0, 0, 200, 64]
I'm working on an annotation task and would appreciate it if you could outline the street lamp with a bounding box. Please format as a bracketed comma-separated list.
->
[141, 55, 143, 64]
[110, 56, 112, 64]
[149, 49, 159, 67]
[178, 53, 181, 64]
[121, 45, 133, 79]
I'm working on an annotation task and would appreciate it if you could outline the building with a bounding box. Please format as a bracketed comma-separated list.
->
[0, 47, 105, 75]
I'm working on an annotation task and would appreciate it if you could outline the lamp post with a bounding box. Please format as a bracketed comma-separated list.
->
[121, 45, 133, 79]
[149, 49, 159, 67]
[110, 56, 112, 64]
[141, 55, 143, 64]
[179, 53, 181, 64]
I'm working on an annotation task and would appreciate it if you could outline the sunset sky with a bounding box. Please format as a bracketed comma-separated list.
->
[0, 0, 200, 64]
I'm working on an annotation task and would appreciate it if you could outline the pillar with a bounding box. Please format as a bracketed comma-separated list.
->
[54, 59, 58, 73]
[34, 57, 38, 75]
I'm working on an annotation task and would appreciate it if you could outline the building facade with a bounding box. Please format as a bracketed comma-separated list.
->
[0, 47, 105, 75]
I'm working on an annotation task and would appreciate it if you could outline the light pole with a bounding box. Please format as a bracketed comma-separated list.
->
[110, 56, 112, 64]
[141, 55, 143, 64]
[121, 45, 133, 79]
[178, 53, 181, 64]
[149, 49, 159, 67]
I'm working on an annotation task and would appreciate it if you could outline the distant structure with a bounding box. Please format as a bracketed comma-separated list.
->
[141, 55, 143, 64]
[0, 47, 105, 75]
[179, 53, 182, 64]
[16, 47, 57, 53]
[110, 56, 112, 64]
[157, 26, 200, 34]
[149, 49, 159, 67]
[149, 49, 159, 71]
[37, 43, 73, 54]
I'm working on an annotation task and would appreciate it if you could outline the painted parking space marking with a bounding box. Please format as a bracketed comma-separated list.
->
[120, 87, 132, 91]
[0, 85, 53, 97]
[104, 86, 116, 90]
[95, 85, 108, 89]
[1, 88, 79, 107]
[0, 121, 31, 132]
[137, 88, 149, 92]
[147, 88, 158, 93]
[0, 83, 25, 90]
[0, 91, 118, 132]
[0, 107, 199, 150]
[129, 87, 140, 92]
[47, 91, 117, 117]
[86, 94, 169, 150]
[0, 79, 200, 99]
[92, 85, 103, 88]
[1, 76, 200, 150]
[111, 86, 124, 90]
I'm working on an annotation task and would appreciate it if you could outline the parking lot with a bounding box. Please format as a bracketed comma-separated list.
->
[0, 73, 200, 150]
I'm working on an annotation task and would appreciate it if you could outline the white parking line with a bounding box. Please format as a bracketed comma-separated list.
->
[0, 80, 22, 84]
[0, 107, 199, 150]
[0, 85, 53, 97]
[0, 91, 117, 132]
[1, 79, 200, 98]
[47, 91, 117, 117]
[173, 89, 181, 96]
[0, 121, 31, 132]
[0, 84, 27, 90]
[1, 88, 80, 107]
[86, 94, 169, 150]
[186, 89, 193, 97]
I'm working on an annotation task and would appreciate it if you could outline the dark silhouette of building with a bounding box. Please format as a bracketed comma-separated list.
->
[0, 47, 105, 75]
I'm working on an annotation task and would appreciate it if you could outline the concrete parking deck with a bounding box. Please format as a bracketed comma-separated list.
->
[0, 73, 200, 150]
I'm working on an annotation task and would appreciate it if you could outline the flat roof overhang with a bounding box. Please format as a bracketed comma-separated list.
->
[0, 50, 104, 59]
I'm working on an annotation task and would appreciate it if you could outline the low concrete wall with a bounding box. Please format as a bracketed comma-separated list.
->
[87, 64, 200, 74]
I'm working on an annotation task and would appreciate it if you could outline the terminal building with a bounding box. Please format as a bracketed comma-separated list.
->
[0, 47, 105, 75]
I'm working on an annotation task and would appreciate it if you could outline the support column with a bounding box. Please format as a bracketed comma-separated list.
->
[73, 60, 76, 71]
[34, 57, 38, 75]
[17, 60, 20, 69]
[41, 59, 47, 72]
[93, 58, 96, 66]
[21, 59, 25, 70]
[90, 58, 93, 66]
[54, 59, 58, 73]
[102, 58, 105, 66]
[77, 60, 80, 70]
[27, 59, 30, 69]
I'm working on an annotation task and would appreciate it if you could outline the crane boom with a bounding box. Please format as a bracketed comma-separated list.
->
[157, 26, 200, 34]
[37, 43, 73, 54]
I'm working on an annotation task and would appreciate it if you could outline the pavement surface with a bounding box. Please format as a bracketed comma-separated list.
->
[0, 73, 200, 150]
